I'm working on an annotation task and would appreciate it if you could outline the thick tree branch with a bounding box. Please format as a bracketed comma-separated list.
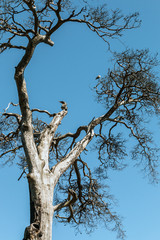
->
[37, 106, 68, 168]
[52, 128, 94, 184]
[73, 160, 83, 203]
[23, 0, 39, 34]
[14, 36, 48, 171]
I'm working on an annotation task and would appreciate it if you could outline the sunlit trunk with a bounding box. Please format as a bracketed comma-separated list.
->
[23, 171, 54, 240]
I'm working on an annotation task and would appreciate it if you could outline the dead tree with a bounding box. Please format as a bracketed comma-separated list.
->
[0, 1, 159, 240]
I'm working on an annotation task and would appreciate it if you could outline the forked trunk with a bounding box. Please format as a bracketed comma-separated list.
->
[23, 171, 54, 240]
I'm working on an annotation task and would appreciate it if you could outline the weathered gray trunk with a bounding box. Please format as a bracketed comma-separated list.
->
[13, 35, 95, 240]
[23, 170, 54, 240]
[14, 37, 55, 240]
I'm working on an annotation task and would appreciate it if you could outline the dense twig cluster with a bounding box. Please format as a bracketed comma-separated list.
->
[53, 158, 125, 239]
[93, 49, 160, 181]
[0, 0, 140, 53]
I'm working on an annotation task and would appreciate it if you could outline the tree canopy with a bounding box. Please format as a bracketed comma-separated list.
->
[0, 1, 160, 240]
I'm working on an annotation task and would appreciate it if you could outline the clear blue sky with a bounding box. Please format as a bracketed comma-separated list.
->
[0, 0, 160, 239]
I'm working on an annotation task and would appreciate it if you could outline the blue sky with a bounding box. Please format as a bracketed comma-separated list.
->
[1, 0, 160, 239]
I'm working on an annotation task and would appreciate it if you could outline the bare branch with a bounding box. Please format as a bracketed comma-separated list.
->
[37, 106, 68, 167]
[23, 0, 39, 34]
[3, 113, 21, 124]
[54, 125, 88, 143]
[52, 128, 94, 183]
[4, 102, 19, 112]
[18, 166, 27, 181]
[0, 145, 23, 158]
[31, 108, 56, 117]
[53, 188, 78, 211]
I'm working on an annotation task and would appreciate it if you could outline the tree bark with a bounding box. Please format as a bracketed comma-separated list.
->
[23, 170, 54, 240]
[22, 128, 94, 240]
[13, 33, 95, 240]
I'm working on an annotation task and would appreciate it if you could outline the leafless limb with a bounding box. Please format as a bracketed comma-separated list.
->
[18, 166, 27, 181]
[3, 112, 21, 123]
[0, 145, 23, 158]
[4, 102, 19, 112]
[31, 108, 56, 117]
[0, 0, 141, 54]
[53, 188, 78, 212]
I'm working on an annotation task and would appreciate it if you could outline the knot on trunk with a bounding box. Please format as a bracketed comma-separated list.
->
[23, 222, 42, 240]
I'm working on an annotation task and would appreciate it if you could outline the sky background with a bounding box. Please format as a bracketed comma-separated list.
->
[0, 0, 160, 239]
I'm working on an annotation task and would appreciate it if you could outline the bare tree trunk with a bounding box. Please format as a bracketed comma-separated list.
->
[13, 36, 95, 240]
[23, 171, 54, 240]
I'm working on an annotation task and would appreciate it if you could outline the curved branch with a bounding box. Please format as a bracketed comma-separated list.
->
[54, 126, 88, 143]
[31, 108, 56, 117]
[52, 129, 94, 184]
[3, 113, 21, 124]
[53, 189, 78, 211]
